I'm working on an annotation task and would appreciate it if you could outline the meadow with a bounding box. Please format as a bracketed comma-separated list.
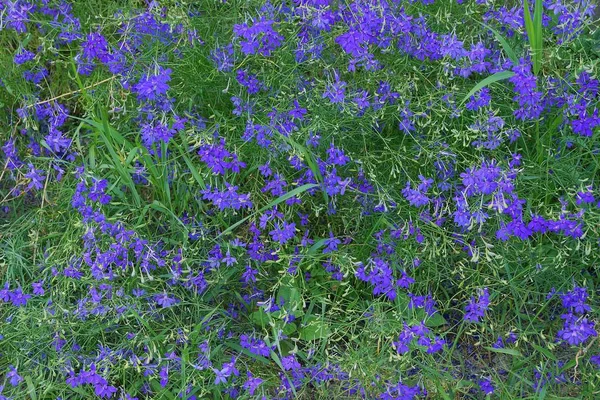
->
[0, 0, 600, 398]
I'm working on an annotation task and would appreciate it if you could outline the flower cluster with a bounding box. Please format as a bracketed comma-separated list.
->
[555, 285, 597, 346]
[1, 0, 600, 399]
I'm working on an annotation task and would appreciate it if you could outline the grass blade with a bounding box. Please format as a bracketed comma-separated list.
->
[477, 21, 518, 65]
[217, 183, 319, 238]
[460, 70, 515, 105]
[533, 0, 544, 74]
[93, 108, 142, 207]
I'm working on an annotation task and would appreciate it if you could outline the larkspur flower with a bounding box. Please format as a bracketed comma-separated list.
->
[269, 221, 296, 244]
[557, 314, 597, 346]
[7, 366, 22, 386]
[154, 292, 179, 308]
[134, 67, 172, 102]
[233, 17, 284, 56]
[479, 377, 494, 395]
[464, 288, 490, 323]
[25, 163, 45, 190]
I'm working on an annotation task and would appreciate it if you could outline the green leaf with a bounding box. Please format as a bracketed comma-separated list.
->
[85, 110, 142, 207]
[251, 309, 269, 328]
[484, 346, 523, 357]
[283, 322, 297, 335]
[278, 135, 328, 205]
[523, 0, 543, 74]
[477, 21, 518, 65]
[25, 376, 38, 400]
[299, 317, 329, 340]
[425, 313, 447, 327]
[532, 343, 557, 361]
[460, 71, 515, 105]
[176, 138, 206, 190]
[150, 380, 175, 400]
[307, 237, 328, 255]
[217, 183, 319, 238]
[533, 0, 544, 74]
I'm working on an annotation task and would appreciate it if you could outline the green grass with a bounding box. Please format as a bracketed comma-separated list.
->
[1, 0, 600, 399]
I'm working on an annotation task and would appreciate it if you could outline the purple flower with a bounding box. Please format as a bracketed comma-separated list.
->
[211, 44, 235, 72]
[560, 285, 591, 314]
[464, 288, 490, 323]
[466, 87, 491, 111]
[243, 371, 263, 396]
[378, 380, 422, 400]
[2, 139, 23, 170]
[233, 18, 284, 56]
[356, 258, 396, 300]
[241, 264, 258, 284]
[159, 366, 169, 388]
[10, 288, 30, 307]
[240, 334, 272, 357]
[81, 32, 109, 62]
[198, 138, 246, 175]
[154, 292, 179, 308]
[281, 355, 301, 370]
[323, 232, 341, 254]
[94, 384, 117, 398]
[576, 190, 595, 206]
[479, 377, 494, 395]
[7, 366, 22, 386]
[269, 221, 296, 244]
[32, 281, 44, 296]
[25, 163, 45, 190]
[14, 49, 35, 65]
[323, 71, 347, 104]
[201, 183, 253, 211]
[236, 69, 264, 94]
[557, 314, 597, 346]
[509, 59, 543, 120]
[134, 67, 172, 102]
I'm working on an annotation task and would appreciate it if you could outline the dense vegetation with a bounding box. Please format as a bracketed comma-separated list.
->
[1, 0, 600, 398]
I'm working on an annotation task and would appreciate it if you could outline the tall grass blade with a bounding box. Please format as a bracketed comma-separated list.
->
[460, 70, 515, 105]
[477, 21, 519, 65]
[533, 0, 544, 74]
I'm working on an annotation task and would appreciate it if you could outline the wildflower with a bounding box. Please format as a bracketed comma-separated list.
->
[479, 377, 494, 395]
[560, 285, 591, 314]
[240, 334, 272, 357]
[201, 184, 253, 211]
[236, 69, 264, 94]
[557, 314, 597, 346]
[134, 67, 172, 102]
[464, 288, 490, 323]
[378, 380, 422, 400]
[243, 371, 263, 396]
[32, 281, 44, 296]
[241, 264, 258, 284]
[25, 163, 45, 190]
[465, 88, 491, 111]
[7, 366, 22, 386]
[14, 49, 35, 65]
[154, 292, 179, 308]
[94, 384, 117, 398]
[211, 44, 235, 72]
[322, 232, 341, 253]
[233, 18, 284, 56]
[269, 221, 296, 244]
[323, 71, 347, 104]
[10, 288, 30, 307]
[159, 366, 169, 388]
